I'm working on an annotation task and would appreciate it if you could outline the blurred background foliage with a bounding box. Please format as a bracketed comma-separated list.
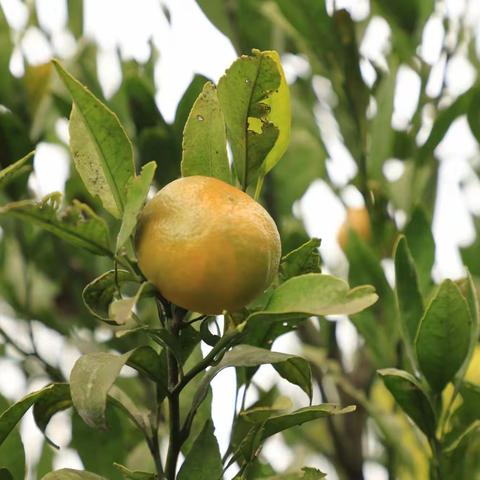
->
[1, 0, 480, 479]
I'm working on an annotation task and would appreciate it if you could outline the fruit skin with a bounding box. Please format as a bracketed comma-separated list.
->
[337, 207, 371, 250]
[135, 176, 281, 314]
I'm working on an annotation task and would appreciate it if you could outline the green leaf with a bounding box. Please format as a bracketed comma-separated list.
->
[248, 274, 378, 322]
[457, 381, 480, 419]
[374, 0, 433, 34]
[0, 394, 25, 480]
[452, 273, 480, 392]
[229, 387, 278, 454]
[418, 87, 478, 163]
[404, 207, 434, 295]
[24, 63, 54, 138]
[108, 385, 151, 435]
[467, 89, 480, 143]
[181, 81, 231, 183]
[0, 5, 14, 108]
[147, 328, 190, 365]
[217, 49, 290, 190]
[344, 231, 394, 312]
[240, 397, 293, 424]
[67, 0, 83, 38]
[116, 161, 156, 251]
[70, 355, 154, 437]
[344, 230, 398, 365]
[0, 109, 33, 183]
[0, 193, 112, 256]
[443, 420, 480, 453]
[264, 466, 326, 479]
[113, 463, 155, 480]
[196, 0, 273, 54]
[71, 406, 141, 480]
[126, 345, 168, 389]
[191, 345, 312, 417]
[415, 280, 472, 392]
[0, 469, 13, 480]
[177, 420, 223, 480]
[394, 236, 424, 344]
[180, 345, 214, 456]
[82, 270, 138, 323]
[242, 317, 303, 355]
[233, 404, 354, 464]
[280, 238, 321, 280]
[234, 346, 312, 400]
[267, 0, 332, 71]
[371, 0, 434, 60]
[36, 442, 55, 478]
[122, 67, 164, 130]
[33, 383, 72, 448]
[41, 469, 107, 480]
[70, 351, 133, 429]
[262, 404, 354, 439]
[265, 3, 367, 161]
[378, 368, 436, 437]
[0, 384, 65, 448]
[53, 60, 135, 218]
[0, 151, 34, 189]
[368, 67, 397, 181]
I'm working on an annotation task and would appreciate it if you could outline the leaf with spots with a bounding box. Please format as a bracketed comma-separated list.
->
[69, 349, 165, 431]
[70, 351, 132, 429]
[0, 192, 112, 256]
[217, 49, 291, 191]
[53, 60, 135, 218]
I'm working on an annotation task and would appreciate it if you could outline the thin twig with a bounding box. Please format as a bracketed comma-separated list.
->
[0, 327, 65, 382]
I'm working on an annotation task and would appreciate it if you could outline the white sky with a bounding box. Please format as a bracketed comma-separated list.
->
[1, 0, 480, 479]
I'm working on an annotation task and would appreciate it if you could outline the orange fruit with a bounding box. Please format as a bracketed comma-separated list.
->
[337, 207, 371, 249]
[135, 176, 281, 314]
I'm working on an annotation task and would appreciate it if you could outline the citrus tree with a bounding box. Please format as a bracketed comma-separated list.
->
[0, 1, 480, 479]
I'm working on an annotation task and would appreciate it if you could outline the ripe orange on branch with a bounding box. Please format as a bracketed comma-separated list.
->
[135, 176, 281, 314]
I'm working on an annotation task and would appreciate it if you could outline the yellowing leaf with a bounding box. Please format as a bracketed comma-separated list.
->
[260, 50, 291, 175]
[217, 49, 291, 191]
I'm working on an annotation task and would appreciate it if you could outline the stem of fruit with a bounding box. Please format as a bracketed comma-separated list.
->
[254, 175, 264, 201]
[114, 254, 141, 280]
[165, 309, 183, 480]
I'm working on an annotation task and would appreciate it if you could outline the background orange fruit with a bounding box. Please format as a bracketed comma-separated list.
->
[337, 207, 371, 250]
[135, 176, 281, 314]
